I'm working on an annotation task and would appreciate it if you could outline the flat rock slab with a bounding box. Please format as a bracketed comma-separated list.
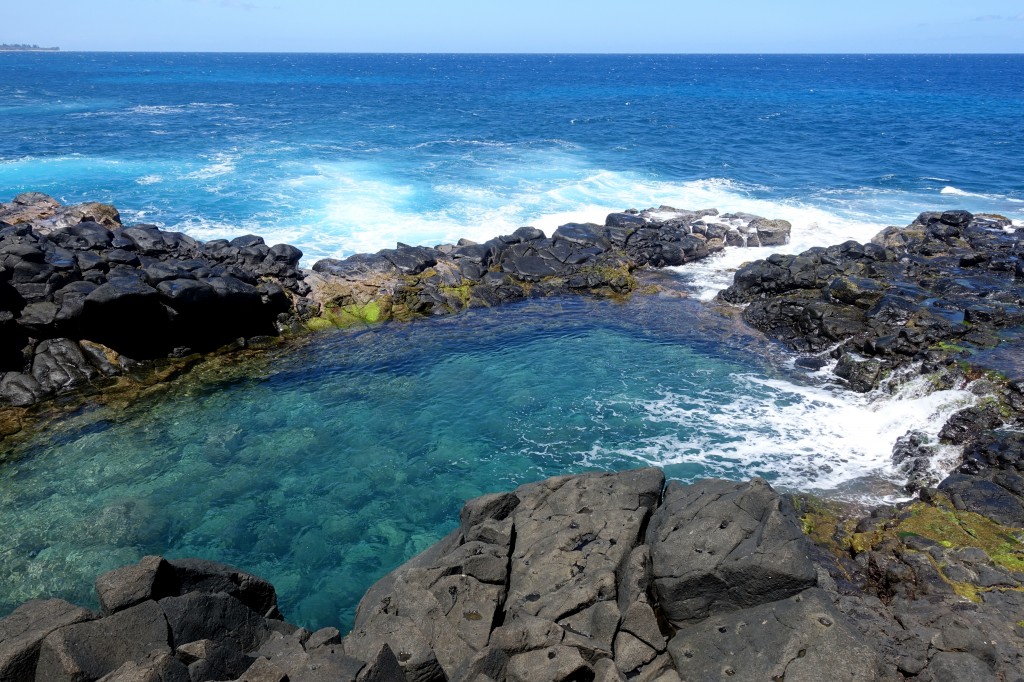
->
[667, 589, 884, 681]
[505, 468, 665, 621]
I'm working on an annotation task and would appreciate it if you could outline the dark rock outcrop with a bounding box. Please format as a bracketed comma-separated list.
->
[719, 211, 1024, 388]
[719, 209, 1024, 501]
[303, 206, 788, 329]
[1, 193, 795, 423]
[646, 478, 818, 625]
[0, 193, 306, 413]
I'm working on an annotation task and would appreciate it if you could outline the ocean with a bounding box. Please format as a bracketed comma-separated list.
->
[0, 53, 1021, 629]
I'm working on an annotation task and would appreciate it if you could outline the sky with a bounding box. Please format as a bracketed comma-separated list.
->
[3, 0, 1024, 52]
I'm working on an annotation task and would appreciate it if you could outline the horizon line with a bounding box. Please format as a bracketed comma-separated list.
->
[6, 50, 1024, 56]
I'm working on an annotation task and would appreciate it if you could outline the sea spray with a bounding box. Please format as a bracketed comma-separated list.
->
[582, 363, 976, 501]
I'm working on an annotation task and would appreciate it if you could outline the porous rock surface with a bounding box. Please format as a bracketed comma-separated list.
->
[720, 210, 1023, 385]
[5, 468, 1022, 681]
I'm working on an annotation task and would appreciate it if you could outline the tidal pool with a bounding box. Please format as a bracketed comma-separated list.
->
[0, 291, 973, 629]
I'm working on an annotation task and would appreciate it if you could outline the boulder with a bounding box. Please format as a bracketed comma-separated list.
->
[646, 478, 817, 626]
[30, 338, 97, 395]
[749, 217, 791, 246]
[34, 600, 171, 682]
[82, 279, 171, 357]
[0, 599, 94, 682]
[167, 558, 280, 618]
[95, 556, 178, 616]
[833, 353, 883, 393]
[159, 592, 274, 654]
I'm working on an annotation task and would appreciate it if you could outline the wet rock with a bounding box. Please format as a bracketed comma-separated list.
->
[939, 405, 1003, 445]
[0, 372, 45, 407]
[749, 217, 791, 246]
[937, 473, 1024, 526]
[960, 430, 1024, 473]
[892, 431, 939, 491]
[30, 338, 97, 395]
[833, 352, 883, 393]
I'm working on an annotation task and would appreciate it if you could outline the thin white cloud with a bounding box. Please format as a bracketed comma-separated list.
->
[182, 0, 261, 11]
[972, 13, 1024, 22]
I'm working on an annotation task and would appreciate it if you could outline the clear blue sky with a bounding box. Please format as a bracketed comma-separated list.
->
[5, 0, 1024, 52]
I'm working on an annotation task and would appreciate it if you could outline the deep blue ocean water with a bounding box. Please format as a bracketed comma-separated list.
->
[0, 54, 1019, 629]
[1, 54, 1022, 261]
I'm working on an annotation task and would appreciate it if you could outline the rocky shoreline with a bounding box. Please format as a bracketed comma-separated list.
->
[0, 192, 790, 442]
[2, 194, 1023, 680]
[2, 468, 1022, 681]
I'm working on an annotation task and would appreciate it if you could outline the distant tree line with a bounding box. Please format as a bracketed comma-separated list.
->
[0, 44, 60, 51]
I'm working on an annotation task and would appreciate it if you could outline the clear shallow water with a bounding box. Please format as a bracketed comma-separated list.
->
[1, 54, 1022, 265]
[0, 295, 974, 630]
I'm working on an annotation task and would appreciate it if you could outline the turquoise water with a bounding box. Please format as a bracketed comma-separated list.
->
[0, 292, 975, 629]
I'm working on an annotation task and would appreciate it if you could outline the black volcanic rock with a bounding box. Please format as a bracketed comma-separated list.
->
[0, 599, 94, 682]
[720, 212, 1024, 395]
[0, 193, 310, 412]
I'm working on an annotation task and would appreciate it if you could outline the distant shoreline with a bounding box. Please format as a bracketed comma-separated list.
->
[0, 45, 59, 52]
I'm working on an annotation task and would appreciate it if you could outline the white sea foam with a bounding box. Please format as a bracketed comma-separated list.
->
[141, 146, 1023, 278]
[135, 175, 163, 186]
[164, 164, 895, 271]
[128, 105, 190, 115]
[941, 185, 1024, 203]
[666, 201, 888, 301]
[585, 370, 975, 500]
[182, 154, 237, 180]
